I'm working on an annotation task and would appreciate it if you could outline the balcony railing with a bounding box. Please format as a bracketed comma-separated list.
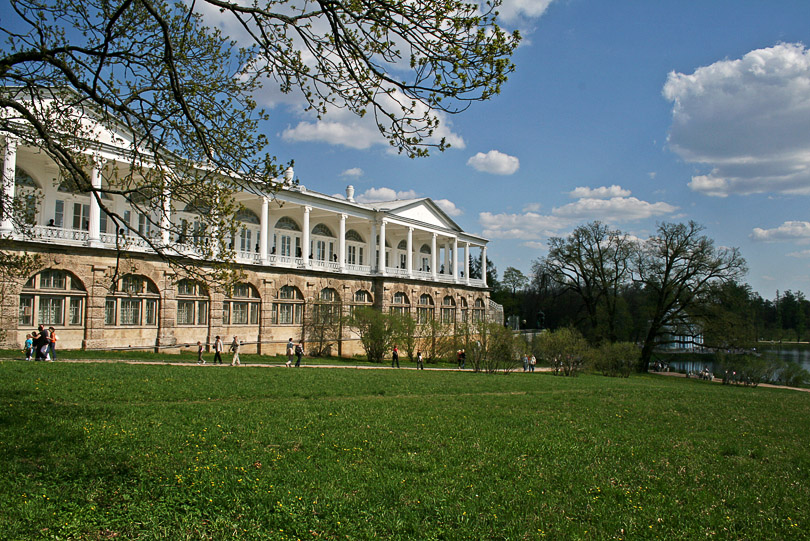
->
[20, 225, 488, 288]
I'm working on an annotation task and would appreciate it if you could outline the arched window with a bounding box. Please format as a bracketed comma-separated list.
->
[350, 289, 372, 316]
[390, 291, 410, 316]
[223, 283, 261, 326]
[396, 240, 409, 269]
[419, 244, 432, 272]
[55, 176, 113, 233]
[235, 209, 261, 253]
[273, 285, 304, 324]
[313, 287, 340, 324]
[473, 298, 486, 322]
[460, 297, 469, 322]
[274, 217, 302, 258]
[312, 224, 336, 262]
[19, 269, 86, 328]
[345, 229, 365, 266]
[417, 293, 435, 323]
[441, 296, 456, 324]
[104, 274, 160, 326]
[176, 279, 209, 326]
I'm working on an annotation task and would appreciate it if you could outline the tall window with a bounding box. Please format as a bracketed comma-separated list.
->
[390, 291, 410, 316]
[345, 229, 365, 265]
[472, 298, 486, 322]
[420, 244, 431, 272]
[397, 240, 408, 269]
[312, 224, 335, 262]
[460, 297, 469, 323]
[272, 285, 304, 325]
[235, 209, 260, 253]
[417, 294, 435, 323]
[105, 274, 160, 326]
[275, 216, 301, 257]
[441, 296, 456, 324]
[351, 289, 373, 315]
[223, 283, 261, 325]
[19, 269, 86, 327]
[176, 279, 209, 326]
[313, 287, 340, 324]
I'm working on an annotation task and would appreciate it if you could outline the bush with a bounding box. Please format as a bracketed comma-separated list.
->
[588, 342, 638, 378]
[533, 327, 588, 377]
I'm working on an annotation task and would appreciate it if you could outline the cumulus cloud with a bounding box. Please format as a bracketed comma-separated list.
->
[340, 167, 364, 178]
[569, 185, 631, 199]
[479, 185, 677, 240]
[467, 150, 520, 175]
[283, 90, 465, 151]
[751, 221, 810, 242]
[355, 187, 420, 203]
[497, 0, 556, 25]
[664, 43, 810, 197]
[435, 199, 463, 217]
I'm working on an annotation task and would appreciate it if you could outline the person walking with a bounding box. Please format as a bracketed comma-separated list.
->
[24, 334, 33, 361]
[294, 342, 304, 367]
[530, 354, 536, 372]
[230, 336, 241, 366]
[416, 350, 424, 370]
[197, 341, 206, 364]
[457, 349, 463, 369]
[213, 335, 224, 364]
[35, 325, 50, 361]
[392, 345, 400, 368]
[460, 349, 466, 369]
[522, 353, 529, 372]
[47, 327, 57, 361]
[285, 337, 295, 367]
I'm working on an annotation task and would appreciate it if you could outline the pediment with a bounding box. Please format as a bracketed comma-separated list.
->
[385, 199, 460, 231]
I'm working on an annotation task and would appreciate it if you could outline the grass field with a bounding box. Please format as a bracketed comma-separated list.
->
[1, 361, 808, 540]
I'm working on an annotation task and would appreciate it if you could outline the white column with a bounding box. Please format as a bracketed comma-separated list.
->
[302, 205, 311, 265]
[369, 220, 377, 272]
[339, 213, 346, 272]
[0, 137, 17, 233]
[378, 219, 387, 276]
[406, 227, 413, 278]
[260, 196, 269, 263]
[481, 246, 488, 287]
[431, 233, 437, 280]
[87, 157, 104, 245]
[464, 242, 470, 285]
[161, 185, 172, 246]
[453, 237, 459, 282]
[443, 241, 449, 275]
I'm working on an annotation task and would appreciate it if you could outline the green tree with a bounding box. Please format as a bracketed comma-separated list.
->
[349, 307, 396, 363]
[634, 222, 747, 371]
[533, 327, 589, 377]
[534, 221, 635, 343]
[1, 0, 519, 282]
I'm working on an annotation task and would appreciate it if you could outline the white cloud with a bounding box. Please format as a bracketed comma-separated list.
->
[467, 150, 520, 175]
[355, 187, 420, 203]
[553, 197, 677, 222]
[751, 221, 810, 242]
[282, 90, 465, 152]
[341, 167, 364, 178]
[787, 250, 810, 258]
[497, 0, 556, 25]
[522, 202, 541, 212]
[569, 185, 631, 199]
[664, 43, 810, 196]
[435, 199, 463, 217]
[479, 185, 677, 240]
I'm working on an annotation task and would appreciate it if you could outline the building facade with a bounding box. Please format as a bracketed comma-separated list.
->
[1, 130, 499, 356]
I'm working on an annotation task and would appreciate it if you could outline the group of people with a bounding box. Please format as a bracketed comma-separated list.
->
[285, 338, 304, 367]
[196, 335, 243, 366]
[24, 324, 57, 361]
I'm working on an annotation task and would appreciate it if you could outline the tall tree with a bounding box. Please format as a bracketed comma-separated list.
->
[534, 221, 635, 342]
[501, 266, 528, 295]
[1, 0, 519, 282]
[633, 221, 747, 371]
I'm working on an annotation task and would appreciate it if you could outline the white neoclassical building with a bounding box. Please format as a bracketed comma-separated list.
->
[1, 119, 498, 355]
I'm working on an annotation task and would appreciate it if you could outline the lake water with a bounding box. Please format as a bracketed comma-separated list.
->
[664, 348, 810, 374]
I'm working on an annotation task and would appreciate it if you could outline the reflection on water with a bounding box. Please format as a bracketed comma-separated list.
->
[663, 348, 810, 374]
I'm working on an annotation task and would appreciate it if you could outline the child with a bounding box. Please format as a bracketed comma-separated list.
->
[24, 334, 33, 361]
[197, 341, 205, 364]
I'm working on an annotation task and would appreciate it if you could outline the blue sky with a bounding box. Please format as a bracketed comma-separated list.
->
[239, 0, 810, 300]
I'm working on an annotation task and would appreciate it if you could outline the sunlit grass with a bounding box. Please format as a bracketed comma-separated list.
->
[1, 362, 808, 539]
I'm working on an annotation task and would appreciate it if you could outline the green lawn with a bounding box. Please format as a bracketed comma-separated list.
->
[1, 362, 808, 540]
